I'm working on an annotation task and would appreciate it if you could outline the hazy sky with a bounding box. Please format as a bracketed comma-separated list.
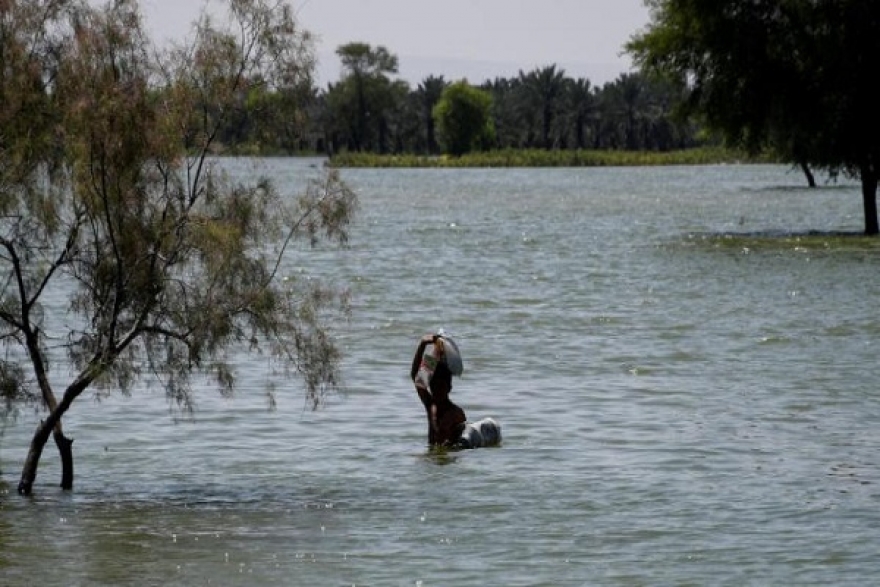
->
[139, 0, 651, 86]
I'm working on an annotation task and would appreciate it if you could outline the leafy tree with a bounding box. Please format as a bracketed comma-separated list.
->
[0, 0, 65, 466]
[232, 76, 317, 153]
[1, 0, 357, 496]
[331, 42, 401, 152]
[433, 81, 495, 156]
[627, 0, 880, 234]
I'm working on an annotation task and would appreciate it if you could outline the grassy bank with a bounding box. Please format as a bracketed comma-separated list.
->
[328, 147, 778, 168]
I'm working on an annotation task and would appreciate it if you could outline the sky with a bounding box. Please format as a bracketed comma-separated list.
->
[139, 0, 651, 87]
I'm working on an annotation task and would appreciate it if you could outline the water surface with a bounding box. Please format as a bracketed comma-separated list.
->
[2, 161, 879, 586]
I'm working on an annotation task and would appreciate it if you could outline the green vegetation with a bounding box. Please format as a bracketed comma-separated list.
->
[433, 81, 495, 156]
[5, 0, 876, 495]
[325, 42, 408, 153]
[201, 39, 704, 157]
[330, 147, 774, 168]
[1, 0, 356, 495]
[628, 0, 880, 234]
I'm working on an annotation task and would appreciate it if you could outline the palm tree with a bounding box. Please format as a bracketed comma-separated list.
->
[519, 65, 568, 149]
[563, 77, 596, 149]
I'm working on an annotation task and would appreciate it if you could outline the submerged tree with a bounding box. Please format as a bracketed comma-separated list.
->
[628, 0, 880, 234]
[1, 0, 357, 496]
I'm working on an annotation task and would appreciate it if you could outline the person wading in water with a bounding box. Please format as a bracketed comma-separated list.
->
[410, 333, 466, 446]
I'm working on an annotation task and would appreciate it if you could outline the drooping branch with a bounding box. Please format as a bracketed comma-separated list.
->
[8, 0, 353, 497]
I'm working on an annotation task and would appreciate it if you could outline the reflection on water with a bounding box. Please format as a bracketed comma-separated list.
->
[3, 161, 880, 585]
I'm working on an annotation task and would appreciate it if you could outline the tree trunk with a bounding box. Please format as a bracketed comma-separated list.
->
[55, 428, 74, 490]
[861, 164, 879, 235]
[18, 396, 77, 495]
[18, 419, 54, 495]
[799, 161, 816, 188]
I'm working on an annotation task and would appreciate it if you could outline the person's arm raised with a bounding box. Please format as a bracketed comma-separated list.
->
[410, 334, 437, 382]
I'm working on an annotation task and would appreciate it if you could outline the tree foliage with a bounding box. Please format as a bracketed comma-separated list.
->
[433, 81, 495, 157]
[518, 65, 567, 149]
[627, 0, 880, 234]
[415, 75, 448, 154]
[196, 49, 701, 158]
[0, 0, 357, 495]
[323, 42, 405, 153]
[322, 57, 699, 155]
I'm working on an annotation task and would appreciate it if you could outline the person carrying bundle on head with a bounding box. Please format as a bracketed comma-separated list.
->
[410, 332, 466, 447]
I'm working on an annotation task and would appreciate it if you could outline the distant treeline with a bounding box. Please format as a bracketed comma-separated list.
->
[216, 43, 709, 157]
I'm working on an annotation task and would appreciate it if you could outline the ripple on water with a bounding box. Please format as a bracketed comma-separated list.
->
[4, 163, 880, 585]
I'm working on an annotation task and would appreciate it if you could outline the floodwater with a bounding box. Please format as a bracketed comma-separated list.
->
[2, 160, 880, 586]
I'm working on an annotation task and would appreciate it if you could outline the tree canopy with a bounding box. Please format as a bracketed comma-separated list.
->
[324, 42, 407, 153]
[0, 0, 357, 495]
[627, 0, 880, 234]
[433, 81, 496, 157]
